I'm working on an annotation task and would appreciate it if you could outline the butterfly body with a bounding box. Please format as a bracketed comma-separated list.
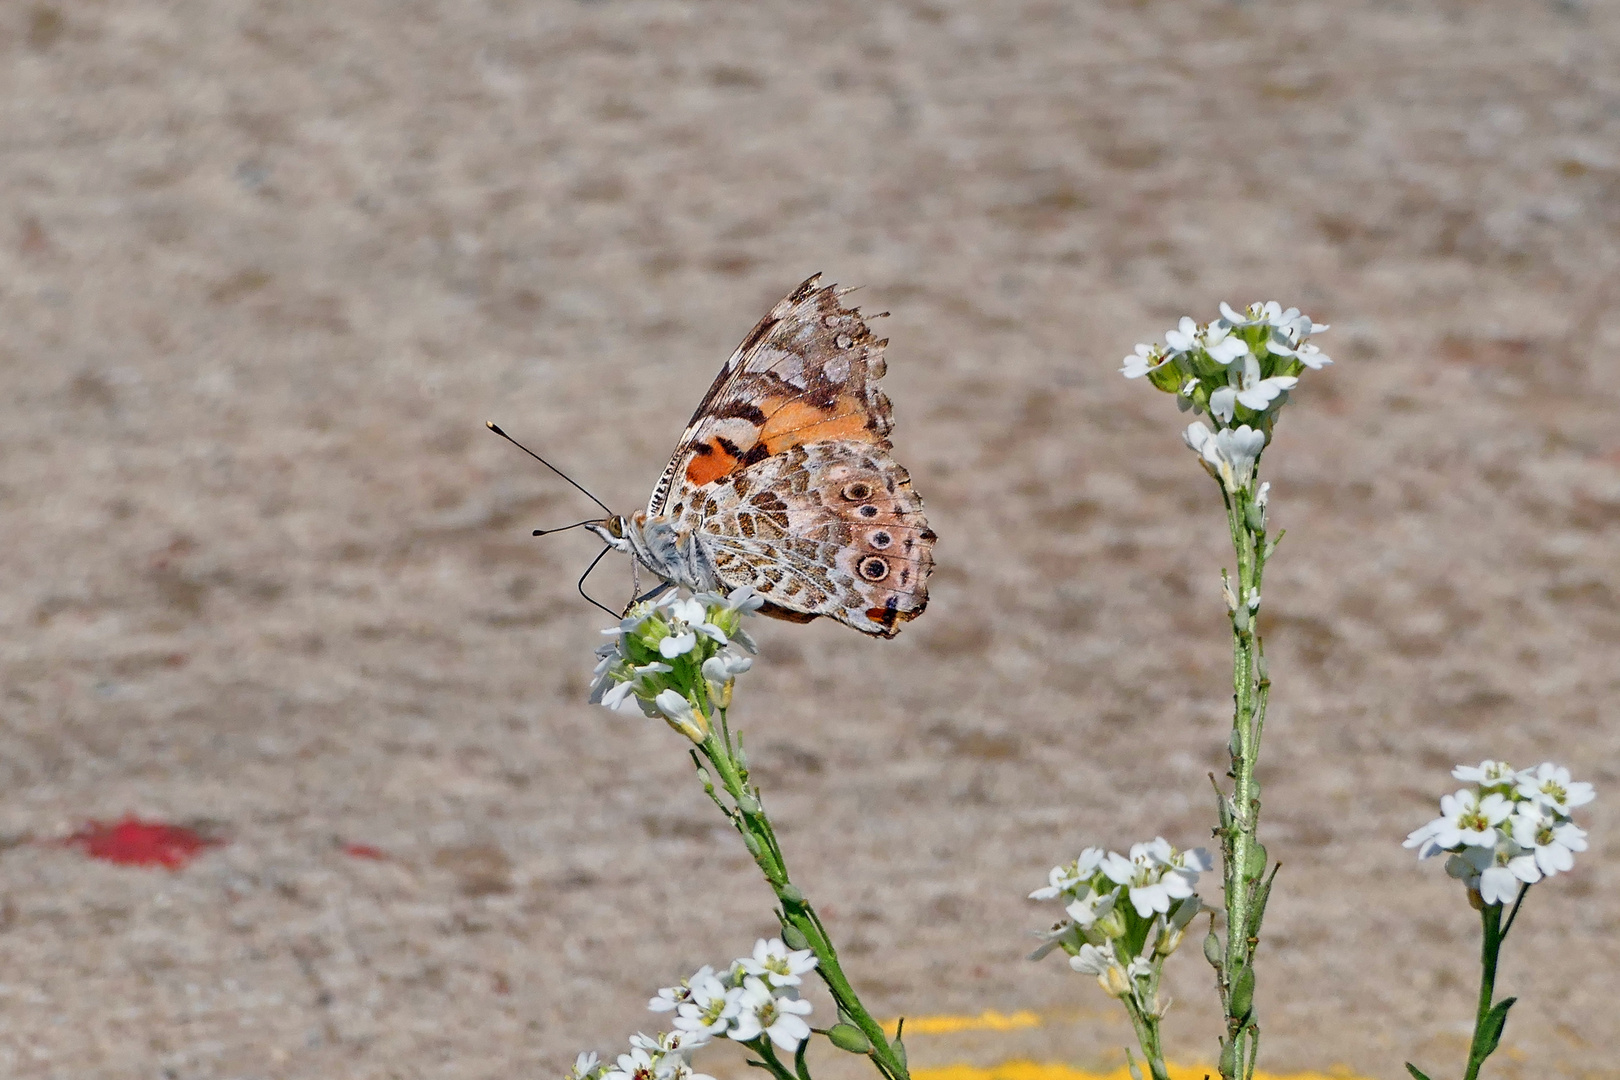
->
[588, 276, 935, 637]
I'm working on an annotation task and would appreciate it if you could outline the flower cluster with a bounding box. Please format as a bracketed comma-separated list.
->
[1405, 760, 1594, 906]
[1030, 839, 1212, 1014]
[569, 939, 819, 1080]
[590, 588, 763, 741]
[1123, 302, 1330, 493]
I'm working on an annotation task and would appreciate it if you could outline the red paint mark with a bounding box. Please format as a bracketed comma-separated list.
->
[66, 817, 221, 870]
[343, 843, 388, 861]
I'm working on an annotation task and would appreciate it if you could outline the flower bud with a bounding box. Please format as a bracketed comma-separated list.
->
[1244, 841, 1268, 881]
[778, 883, 806, 905]
[1099, 962, 1133, 999]
[1203, 929, 1223, 971]
[781, 923, 811, 950]
[1093, 905, 1128, 941]
[1245, 501, 1267, 534]
[826, 1024, 870, 1054]
[1154, 923, 1185, 958]
[736, 793, 761, 815]
[1229, 964, 1255, 1019]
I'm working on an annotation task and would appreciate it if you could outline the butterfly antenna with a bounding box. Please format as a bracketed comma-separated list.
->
[485, 421, 614, 517]
[532, 520, 599, 537]
[577, 545, 619, 619]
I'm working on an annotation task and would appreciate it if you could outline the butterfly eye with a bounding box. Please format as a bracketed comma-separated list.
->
[859, 556, 890, 581]
[841, 482, 872, 502]
[868, 531, 893, 549]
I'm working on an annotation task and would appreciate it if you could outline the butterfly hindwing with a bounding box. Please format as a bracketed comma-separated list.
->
[643, 275, 935, 637]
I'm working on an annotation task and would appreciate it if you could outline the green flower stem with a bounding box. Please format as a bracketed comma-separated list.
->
[1463, 902, 1503, 1080]
[749, 1038, 806, 1080]
[695, 710, 910, 1080]
[1462, 886, 1528, 1080]
[1122, 991, 1170, 1080]
[1215, 482, 1274, 1080]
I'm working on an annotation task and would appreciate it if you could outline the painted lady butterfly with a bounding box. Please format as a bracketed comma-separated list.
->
[585, 275, 936, 637]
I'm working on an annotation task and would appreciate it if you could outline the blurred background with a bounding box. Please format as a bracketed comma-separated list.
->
[2, 2, 1618, 1077]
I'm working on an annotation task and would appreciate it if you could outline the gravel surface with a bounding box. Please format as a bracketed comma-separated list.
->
[2, 2, 1617, 1078]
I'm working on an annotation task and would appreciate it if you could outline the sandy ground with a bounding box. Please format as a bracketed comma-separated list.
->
[2, 1, 1619, 1077]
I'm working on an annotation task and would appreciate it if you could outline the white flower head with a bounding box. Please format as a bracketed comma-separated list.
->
[1512, 806, 1588, 877]
[650, 966, 715, 1014]
[727, 977, 813, 1052]
[1121, 343, 1172, 380]
[1030, 848, 1106, 900]
[1209, 355, 1298, 423]
[653, 689, 709, 743]
[672, 972, 741, 1037]
[1184, 422, 1267, 493]
[571, 1051, 605, 1080]
[1100, 838, 1211, 919]
[603, 1048, 663, 1080]
[736, 938, 818, 989]
[1515, 762, 1595, 816]
[1453, 760, 1517, 787]
[1405, 789, 1513, 857]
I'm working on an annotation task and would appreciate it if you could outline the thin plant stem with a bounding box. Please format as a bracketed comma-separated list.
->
[695, 710, 909, 1080]
[1463, 901, 1504, 1080]
[1215, 481, 1274, 1080]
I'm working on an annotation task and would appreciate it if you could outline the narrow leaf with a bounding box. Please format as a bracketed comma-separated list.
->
[1404, 1064, 1433, 1080]
[1479, 996, 1517, 1057]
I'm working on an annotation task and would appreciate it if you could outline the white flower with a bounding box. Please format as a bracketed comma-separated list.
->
[1202, 323, 1250, 364]
[1292, 341, 1331, 369]
[650, 967, 715, 1014]
[1121, 343, 1173, 380]
[1164, 317, 1201, 355]
[1064, 885, 1119, 930]
[1068, 942, 1113, 976]
[1405, 789, 1513, 856]
[603, 1049, 662, 1080]
[736, 938, 818, 989]
[701, 652, 753, 697]
[1184, 422, 1267, 492]
[1512, 808, 1587, 877]
[1100, 839, 1210, 919]
[728, 977, 813, 1052]
[1209, 355, 1298, 422]
[1070, 944, 1131, 998]
[1453, 760, 1517, 787]
[1514, 762, 1595, 816]
[652, 689, 708, 742]
[571, 1051, 604, 1080]
[1443, 844, 1537, 906]
[1030, 848, 1106, 900]
[695, 586, 765, 616]
[1027, 919, 1082, 961]
[673, 973, 741, 1037]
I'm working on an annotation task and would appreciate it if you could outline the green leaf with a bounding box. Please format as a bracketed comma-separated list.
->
[1478, 996, 1517, 1057]
[1404, 1063, 1433, 1080]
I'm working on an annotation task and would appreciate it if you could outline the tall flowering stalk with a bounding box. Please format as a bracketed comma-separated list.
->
[1403, 760, 1594, 1080]
[589, 589, 908, 1080]
[1121, 302, 1330, 1079]
[1028, 840, 1212, 1080]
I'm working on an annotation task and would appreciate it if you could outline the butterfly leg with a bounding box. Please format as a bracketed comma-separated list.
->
[623, 579, 673, 615]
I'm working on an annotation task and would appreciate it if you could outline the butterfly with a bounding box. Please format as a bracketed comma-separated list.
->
[584, 275, 936, 637]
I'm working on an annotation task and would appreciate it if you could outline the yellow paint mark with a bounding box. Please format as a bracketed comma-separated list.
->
[882, 1011, 1044, 1036]
[912, 1062, 1369, 1080]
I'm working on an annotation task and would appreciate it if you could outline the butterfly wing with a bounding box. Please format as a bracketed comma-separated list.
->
[652, 276, 935, 636]
[647, 274, 895, 517]
[697, 441, 933, 636]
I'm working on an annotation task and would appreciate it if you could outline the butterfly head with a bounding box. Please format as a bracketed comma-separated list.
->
[584, 512, 644, 554]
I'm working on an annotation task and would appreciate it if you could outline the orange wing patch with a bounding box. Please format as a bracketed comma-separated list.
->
[684, 438, 745, 487]
[760, 394, 880, 454]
